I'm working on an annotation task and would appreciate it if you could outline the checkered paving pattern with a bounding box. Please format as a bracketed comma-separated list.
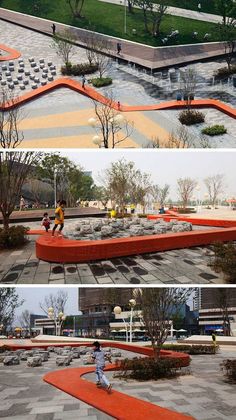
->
[1, 347, 235, 420]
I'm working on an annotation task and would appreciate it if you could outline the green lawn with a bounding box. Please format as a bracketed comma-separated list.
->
[1, 0, 225, 46]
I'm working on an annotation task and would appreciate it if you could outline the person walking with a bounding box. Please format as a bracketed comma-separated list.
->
[51, 23, 56, 35]
[52, 200, 66, 236]
[92, 341, 112, 393]
[19, 196, 25, 211]
[82, 75, 86, 89]
[117, 42, 122, 55]
[211, 331, 216, 348]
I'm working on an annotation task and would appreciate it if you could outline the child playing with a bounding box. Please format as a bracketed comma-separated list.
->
[41, 212, 51, 232]
[92, 341, 112, 393]
[52, 200, 66, 236]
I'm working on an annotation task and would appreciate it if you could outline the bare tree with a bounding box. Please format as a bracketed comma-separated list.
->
[39, 290, 68, 317]
[151, 184, 170, 207]
[18, 309, 31, 330]
[0, 152, 42, 229]
[0, 88, 25, 149]
[135, 288, 193, 359]
[24, 178, 53, 207]
[51, 29, 77, 67]
[91, 94, 133, 148]
[213, 289, 232, 336]
[177, 177, 198, 209]
[134, 0, 168, 36]
[204, 174, 224, 207]
[145, 126, 211, 149]
[179, 68, 197, 107]
[66, 0, 85, 18]
[82, 32, 111, 76]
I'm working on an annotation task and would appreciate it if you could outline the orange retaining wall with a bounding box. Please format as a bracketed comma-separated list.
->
[0, 44, 21, 61]
[36, 226, 236, 263]
[0, 76, 235, 120]
[147, 215, 236, 228]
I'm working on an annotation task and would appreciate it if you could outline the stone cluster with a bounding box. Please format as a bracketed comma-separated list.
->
[64, 217, 193, 241]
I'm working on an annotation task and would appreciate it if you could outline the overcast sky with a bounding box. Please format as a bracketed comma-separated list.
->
[15, 287, 79, 318]
[58, 150, 236, 199]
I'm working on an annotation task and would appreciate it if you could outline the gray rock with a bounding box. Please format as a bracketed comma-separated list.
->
[3, 355, 20, 366]
[130, 226, 144, 236]
[56, 356, 71, 366]
[101, 225, 113, 237]
[27, 356, 42, 367]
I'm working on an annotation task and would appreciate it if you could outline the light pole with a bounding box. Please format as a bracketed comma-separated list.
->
[54, 168, 58, 208]
[0, 323, 4, 335]
[124, 0, 127, 34]
[48, 307, 66, 336]
[113, 306, 128, 342]
[196, 185, 201, 212]
[129, 298, 136, 343]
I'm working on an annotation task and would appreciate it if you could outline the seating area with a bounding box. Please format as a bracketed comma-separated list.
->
[0, 57, 57, 93]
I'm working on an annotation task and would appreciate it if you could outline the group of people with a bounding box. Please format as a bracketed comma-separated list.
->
[41, 200, 66, 236]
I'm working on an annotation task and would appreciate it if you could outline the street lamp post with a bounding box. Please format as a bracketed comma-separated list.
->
[48, 307, 66, 336]
[54, 169, 58, 209]
[129, 299, 136, 343]
[124, 0, 127, 34]
[113, 306, 128, 342]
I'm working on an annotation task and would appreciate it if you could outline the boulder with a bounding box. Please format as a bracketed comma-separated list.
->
[80, 225, 93, 235]
[3, 356, 20, 366]
[56, 356, 71, 366]
[101, 226, 113, 237]
[27, 356, 42, 367]
[130, 226, 144, 236]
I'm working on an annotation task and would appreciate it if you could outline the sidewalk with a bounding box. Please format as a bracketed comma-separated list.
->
[0, 7, 225, 70]
[99, 0, 224, 24]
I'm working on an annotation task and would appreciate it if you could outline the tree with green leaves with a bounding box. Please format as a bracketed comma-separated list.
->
[135, 288, 193, 359]
[130, 171, 153, 214]
[215, 0, 236, 71]
[103, 159, 140, 215]
[0, 152, 42, 229]
[0, 288, 24, 333]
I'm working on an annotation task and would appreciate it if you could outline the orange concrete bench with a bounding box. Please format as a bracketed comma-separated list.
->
[0, 76, 235, 120]
[36, 225, 236, 263]
[147, 215, 236, 228]
[0, 44, 21, 61]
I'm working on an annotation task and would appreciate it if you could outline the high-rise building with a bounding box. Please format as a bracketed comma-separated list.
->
[199, 288, 236, 334]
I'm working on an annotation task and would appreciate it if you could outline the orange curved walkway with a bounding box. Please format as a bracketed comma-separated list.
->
[41, 341, 192, 420]
[1, 76, 235, 120]
[35, 220, 236, 264]
[0, 44, 21, 61]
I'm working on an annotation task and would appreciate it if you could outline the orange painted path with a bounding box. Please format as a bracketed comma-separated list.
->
[1, 76, 236, 120]
[41, 342, 193, 420]
[0, 44, 21, 61]
[44, 364, 194, 420]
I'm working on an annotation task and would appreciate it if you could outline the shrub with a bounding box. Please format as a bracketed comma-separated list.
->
[61, 62, 98, 76]
[209, 242, 236, 283]
[0, 225, 29, 249]
[179, 110, 205, 125]
[214, 65, 236, 78]
[221, 359, 236, 383]
[116, 357, 185, 381]
[177, 207, 197, 214]
[202, 125, 227, 136]
[150, 344, 218, 355]
[91, 77, 112, 88]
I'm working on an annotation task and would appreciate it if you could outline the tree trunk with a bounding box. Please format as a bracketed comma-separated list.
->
[3, 214, 10, 230]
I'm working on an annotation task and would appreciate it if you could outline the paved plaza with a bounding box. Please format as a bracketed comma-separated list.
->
[1, 19, 236, 148]
[0, 346, 236, 420]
